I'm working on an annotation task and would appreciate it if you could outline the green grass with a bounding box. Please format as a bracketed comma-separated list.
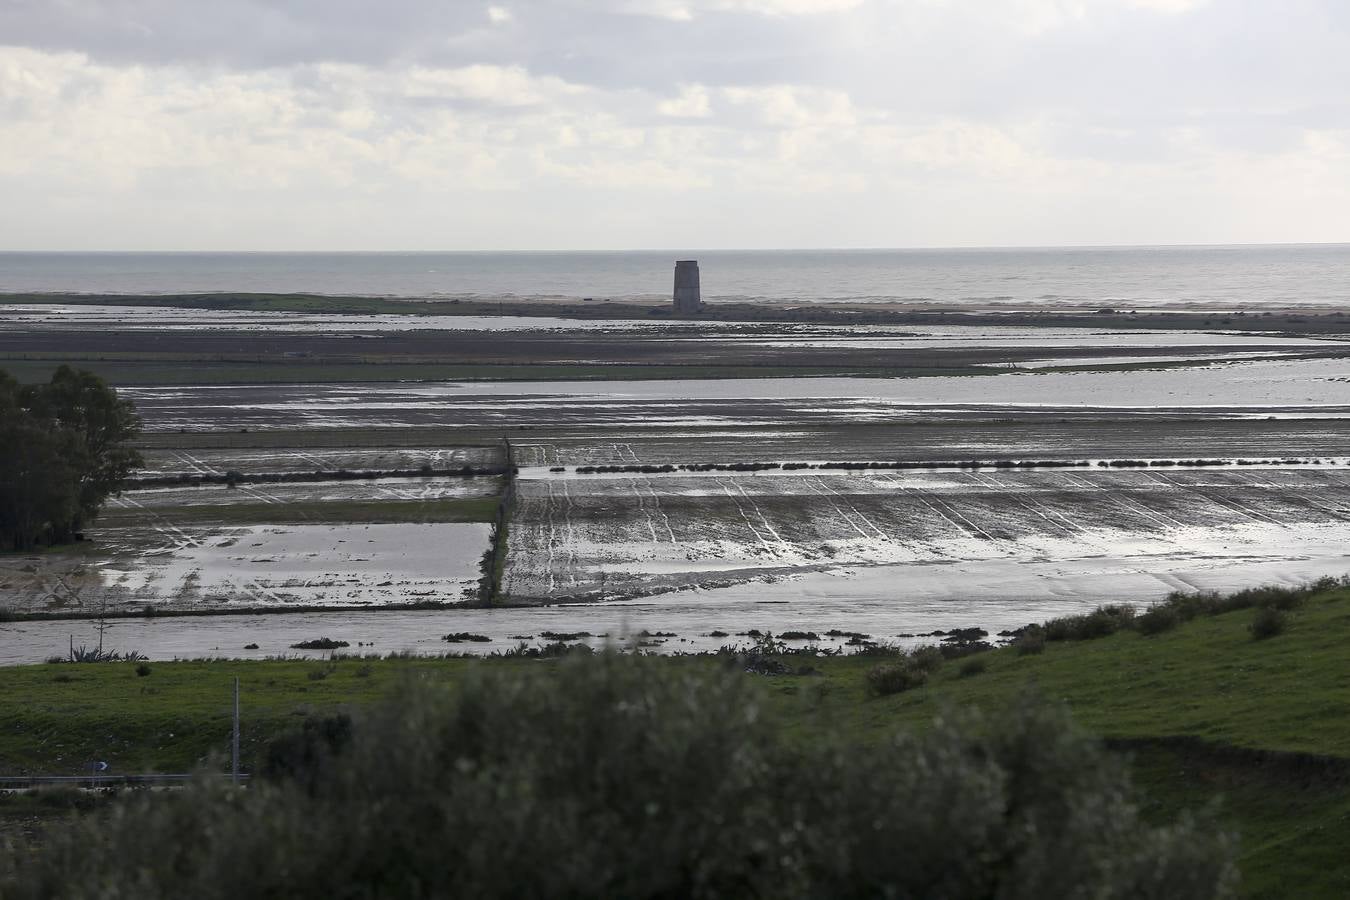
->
[793, 586, 1350, 757]
[3, 584, 1350, 895]
[0, 656, 488, 776]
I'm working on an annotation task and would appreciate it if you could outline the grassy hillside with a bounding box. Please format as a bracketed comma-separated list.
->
[2, 580, 1349, 896]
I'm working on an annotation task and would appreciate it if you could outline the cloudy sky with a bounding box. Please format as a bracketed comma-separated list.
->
[2, 0, 1348, 250]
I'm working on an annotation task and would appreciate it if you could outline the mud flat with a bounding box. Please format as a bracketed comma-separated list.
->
[3, 305, 1349, 662]
[0, 522, 490, 616]
[105, 354, 1350, 434]
[500, 466, 1350, 606]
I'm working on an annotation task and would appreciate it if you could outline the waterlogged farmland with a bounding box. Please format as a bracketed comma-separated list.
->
[2, 301, 1349, 662]
[504, 467, 1350, 607]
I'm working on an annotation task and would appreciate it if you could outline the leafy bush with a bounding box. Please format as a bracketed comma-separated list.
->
[1043, 605, 1136, 642]
[1136, 604, 1181, 636]
[1015, 631, 1046, 656]
[906, 645, 946, 673]
[958, 657, 988, 678]
[1249, 606, 1288, 641]
[0, 654, 1235, 899]
[135, 663, 152, 677]
[867, 662, 929, 696]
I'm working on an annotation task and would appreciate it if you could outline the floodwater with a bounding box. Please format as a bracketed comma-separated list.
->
[4, 550, 1347, 665]
[119, 357, 1350, 436]
[1, 523, 491, 620]
[503, 467, 1350, 604]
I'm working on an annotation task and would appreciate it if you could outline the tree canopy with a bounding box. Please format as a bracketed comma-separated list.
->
[0, 366, 142, 550]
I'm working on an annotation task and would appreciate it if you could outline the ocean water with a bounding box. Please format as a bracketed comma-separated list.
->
[1, 244, 1348, 308]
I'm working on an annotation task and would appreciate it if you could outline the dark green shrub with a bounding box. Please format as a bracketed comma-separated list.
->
[1136, 604, 1181, 636]
[1015, 632, 1046, 656]
[1044, 606, 1135, 642]
[290, 638, 348, 650]
[906, 645, 946, 673]
[0, 655, 1237, 900]
[1250, 606, 1287, 640]
[260, 713, 354, 790]
[958, 657, 988, 678]
[135, 663, 152, 677]
[867, 662, 928, 696]
[1164, 590, 1221, 621]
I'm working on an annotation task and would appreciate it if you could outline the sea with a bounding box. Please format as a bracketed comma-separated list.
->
[1, 244, 1348, 308]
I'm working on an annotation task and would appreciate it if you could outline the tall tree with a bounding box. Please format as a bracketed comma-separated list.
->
[0, 367, 142, 549]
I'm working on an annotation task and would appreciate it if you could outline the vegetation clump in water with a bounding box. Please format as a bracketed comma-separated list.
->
[289, 638, 349, 650]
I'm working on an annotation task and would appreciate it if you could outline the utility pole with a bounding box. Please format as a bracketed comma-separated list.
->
[232, 677, 241, 786]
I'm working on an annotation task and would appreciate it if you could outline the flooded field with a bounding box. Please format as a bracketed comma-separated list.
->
[0, 476, 498, 618]
[3, 304, 1350, 664]
[503, 467, 1350, 605]
[114, 355, 1350, 435]
[135, 446, 501, 477]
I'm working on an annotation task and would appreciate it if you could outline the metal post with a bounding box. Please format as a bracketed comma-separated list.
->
[232, 677, 240, 785]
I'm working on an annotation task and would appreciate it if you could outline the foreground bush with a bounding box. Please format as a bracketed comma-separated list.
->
[0, 654, 1236, 899]
[866, 661, 929, 695]
[1137, 603, 1182, 636]
[1250, 606, 1288, 640]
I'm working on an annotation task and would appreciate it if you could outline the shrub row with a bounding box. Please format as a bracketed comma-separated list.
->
[1010, 576, 1347, 647]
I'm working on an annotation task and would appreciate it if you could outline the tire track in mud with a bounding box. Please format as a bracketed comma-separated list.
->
[963, 472, 1186, 587]
[808, 476, 890, 542]
[560, 478, 580, 587]
[1281, 471, 1350, 522]
[292, 450, 333, 471]
[111, 496, 203, 552]
[174, 451, 223, 477]
[543, 482, 559, 593]
[632, 475, 661, 544]
[1056, 472, 1191, 533]
[882, 475, 1009, 552]
[964, 471, 1105, 546]
[717, 479, 778, 557]
[236, 485, 290, 506]
[731, 482, 795, 557]
[1141, 471, 1291, 529]
[639, 476, 678, 544]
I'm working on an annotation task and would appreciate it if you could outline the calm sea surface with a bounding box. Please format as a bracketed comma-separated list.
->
[1, 245, 1348, 308]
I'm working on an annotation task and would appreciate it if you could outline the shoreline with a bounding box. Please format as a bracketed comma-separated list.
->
[5, 291, 1350, 334]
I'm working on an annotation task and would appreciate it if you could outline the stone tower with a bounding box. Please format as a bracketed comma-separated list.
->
[673, 259, 701, 314]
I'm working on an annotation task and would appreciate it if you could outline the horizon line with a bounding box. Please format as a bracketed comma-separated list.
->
[2, 241, 1349, 255]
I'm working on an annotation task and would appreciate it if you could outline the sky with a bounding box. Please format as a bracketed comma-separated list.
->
[1, 0, 1348, 250]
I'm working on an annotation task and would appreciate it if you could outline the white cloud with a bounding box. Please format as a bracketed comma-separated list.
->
[0, 0, 1347, 249]
[658, 84, 710, 118]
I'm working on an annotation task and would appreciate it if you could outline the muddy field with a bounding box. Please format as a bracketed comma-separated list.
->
[3, 304, 1346, 388]
[0, 475, 500, 617]
[501, 467, 1350, 609]
[2, 304, 1350, 663]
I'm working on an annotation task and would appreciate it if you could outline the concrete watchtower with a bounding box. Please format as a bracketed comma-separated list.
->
[673, 260, 701, 314]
